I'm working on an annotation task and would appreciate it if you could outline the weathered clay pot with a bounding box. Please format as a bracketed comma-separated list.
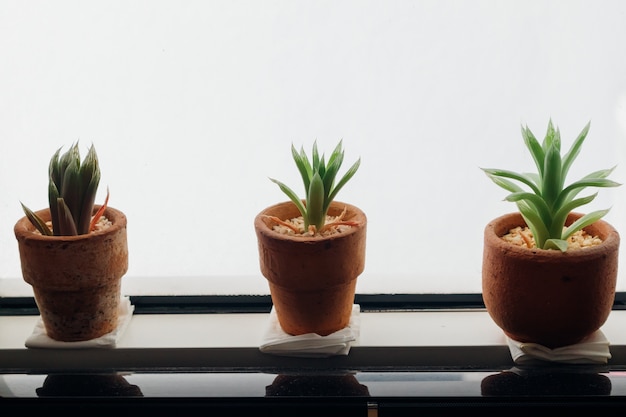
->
[254, 200, 366, 336]
[14, 205, 128, 342]
[482, 212, 619, 348]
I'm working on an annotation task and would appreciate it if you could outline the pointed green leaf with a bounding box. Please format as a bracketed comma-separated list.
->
[60, 158, 81, 229]
[307, 172, 326, 230]
[552, 193, 598, 232]
[47, 178, 61, 235]
[322, 150, 343, 202]
[76, 144, 100, 234]
[327, 139, 344, 168]
[541, 141, 563, 207]
[521, 125, 545, 176]
[504, 191, 552, 225]
[517, 201, 550, 248]
[557, 177, 621, 208]
[483, 174, 525, 194]
[317, 154, 326, 179]
[543, 119, 557, 151]
[56, 198, 78, 236]
[482, 168, 541, 195]
[48, 147, 62, 191]
[311, 140, 320, 171]
[327, 157, 361, 209]
[543, 238, 569, 252]
[20, 202, 52, 236]
[269, 178, 307, 219]
[292, 144, 312, 193]
[562, 209, 611, 241]
[561, 121, 590, 179]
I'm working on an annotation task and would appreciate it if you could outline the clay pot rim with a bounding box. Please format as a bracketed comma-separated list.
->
[254, 200, 367, 243]
[14, 205, 127, 243]
[485, 211, 620, 259]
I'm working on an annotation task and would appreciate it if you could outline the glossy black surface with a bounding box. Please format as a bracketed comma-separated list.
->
[3, 367, 626, 414]
[2, 367, 625, 397]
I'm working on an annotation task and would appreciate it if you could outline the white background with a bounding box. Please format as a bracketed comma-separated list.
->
[2, 0, 626, 295]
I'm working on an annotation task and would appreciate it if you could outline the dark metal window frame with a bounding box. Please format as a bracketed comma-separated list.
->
[3, 292, 626, 315]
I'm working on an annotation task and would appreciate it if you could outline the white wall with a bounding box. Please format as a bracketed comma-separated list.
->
[2, 0, 625, 295]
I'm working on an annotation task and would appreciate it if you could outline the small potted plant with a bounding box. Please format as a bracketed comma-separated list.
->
[14, 143, 128, 342]
[254, 140, 366, 336]
[481, 120, 620, 349]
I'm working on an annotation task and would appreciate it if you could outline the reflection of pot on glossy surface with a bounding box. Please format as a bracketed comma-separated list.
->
[14, 205, 129, 342]
[255, 201, 366, 336]
[265, 374, 370, 397]
[481, 369, 612, 396]
[482, 212, 619, 348]
[36, 374, 143, 397]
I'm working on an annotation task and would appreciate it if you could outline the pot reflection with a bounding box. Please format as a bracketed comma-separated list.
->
[266, 373, 370, 397]
[481, 367, 611, 396]
[36, 373, 143, 397]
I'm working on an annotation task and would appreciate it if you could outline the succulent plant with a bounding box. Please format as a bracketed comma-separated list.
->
[482, 120, 620, 251]
[21, 142, 109, 236]
[269, 140, 361, 233]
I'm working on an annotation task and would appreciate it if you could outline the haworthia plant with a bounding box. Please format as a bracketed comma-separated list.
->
[482, 120, 620, 251]
[21, 143, 108, 236]
[270, 140, 361, 232]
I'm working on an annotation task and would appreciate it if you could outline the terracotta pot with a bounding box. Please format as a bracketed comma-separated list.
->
[14, 205, 129, 342]
[482, 212, 619, 348]
[254, 200, 366, 336]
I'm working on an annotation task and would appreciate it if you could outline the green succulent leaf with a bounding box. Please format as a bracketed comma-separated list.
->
[20, 203, 52, 236]
[503, 191, 552, 223]
[541, 141, 563, 208]
[542, 119, 559, 152]
[61, 157, 81, 231]
[307, 172, 326, 230]
[56, 198, 78, 236]
[552, 193, 599, 231]
[77, 145, 100, 234]
[292, 144, 312, 193]
[521, 125, 545, 176]
[482, 168, 540, 195]
[269, 178, 307, 219]
[543, 238, 569, 252]
[562, 209, 611, 241]
[556, 177, 620, 208]
[327, 157, 361, 210]
[584, 166, 617, 180]
[516, 201, 550, 247]
[561, 121, 590, 179]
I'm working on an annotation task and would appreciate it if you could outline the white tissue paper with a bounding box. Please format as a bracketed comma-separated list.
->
[506, 330, 611, 365]
[25, 296, 134, 349]
[259, 304, 360, 358]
